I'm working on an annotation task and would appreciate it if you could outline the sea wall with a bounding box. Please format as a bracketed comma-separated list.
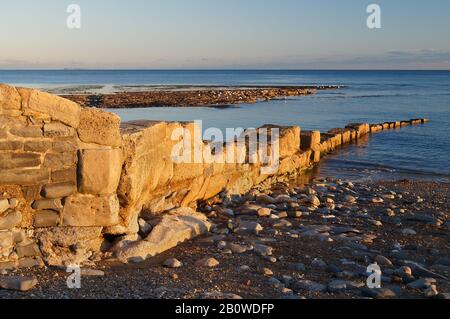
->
[0, 84, 429, 268]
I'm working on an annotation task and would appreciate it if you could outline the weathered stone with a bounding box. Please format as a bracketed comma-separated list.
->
[0, 276, 38, 291]
[19, 88, 81, 128]
[16, 243, 41, 258]
[35, 226, 103, 247]
[257, 207, 271, 217]
[375, 255, 393, 267]
[0, 140, 23, 151]
[300, 131, 321, 151]
[235, 221, 263, 235]
[0, 199, 9, 213]
[253, 244, 273, 256]
[18, 257, 44, 269]
[0, 169, 49, 186]
[362, 288, 397, 299]
[195, 257, 219, 268]
[0, 231, 13, 248]
[32, 198, 63, 211]
[10, 125, 42, 138]
[34, 210, 59, 228]
[43, 152, 77, 170]
[51, 168, 77, 183]
[78, 148, 123, 195]
[0, 261, 17, 272]
[163, 258, 183, 268]
[44, 122, 76, 137]
[407, 278, 436, 290]
[78, 108, 122, 147]
[52, 140, 77, 153]
[80, 268, 105, 277]
[41, 182, 76, 199]
[116, 208, 211, 263]
[23, 140, 52, 152]
[0, 84, 22, 110]
[61, 194, 120, 227]
[0, 211, 22, 230]
[0, 152, 41, 169]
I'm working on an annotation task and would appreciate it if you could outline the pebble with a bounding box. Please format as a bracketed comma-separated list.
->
[163, 258, 183, 268]
[424, 285, 439, 298]
[200, 292, 243, 300]
[402, 228, 417, 236]
[294, 280, 327, 293]
[0, 276, 38, 292]
[195, 257, 220, 268]
[407, 278, 436, 290]
[228, 243, 249, 254]
[371, 197, 384, 203]
[257, 208, 271, 217]
[262, 268, 273, 276]
[253, 244, 273, 256]
[80, 268, 105, 277]
[327, 280, 365, 293]
[374, 255, 393, 267]
[311, 258, 327, 270]
[306, 195, 321, 207]
[362, 287, 397, 299]
[288, 211, 303, 218]
[344, 195, 357, 204]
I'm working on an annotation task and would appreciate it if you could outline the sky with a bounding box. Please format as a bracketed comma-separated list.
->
[0, 0, 450, 69]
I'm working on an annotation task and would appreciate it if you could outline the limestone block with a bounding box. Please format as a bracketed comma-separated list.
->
[78, 148, 123, 195]
[33, 210, 60, 228]
[41, 182, 76, 199]
[9, 125, 43, 138]
[19, 88, 81, 128]
[278, 126, 301, 158]
[0, 140, 24, 151]
[44, 122, 76, 137]
[0, 211, 22, 230]
[32, 198, 63, 211]
[51, 168, 77, 183]
[43, 152, 77, 170]
[23, 140, 52, 152]
[300, 131, 321, 151]
[0, 152, 41, 169]
[0, 84, 21, 110]
[61, 194, 120, 227]
[78, 108, 122, 147]
[52, 140, 77, 153]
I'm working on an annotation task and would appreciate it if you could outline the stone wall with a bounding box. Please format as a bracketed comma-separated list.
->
[0, 84, 429, 268]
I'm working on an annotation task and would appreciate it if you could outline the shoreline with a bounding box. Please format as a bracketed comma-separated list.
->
[2, 178, 448, 299]
[60, 85, 341, 108]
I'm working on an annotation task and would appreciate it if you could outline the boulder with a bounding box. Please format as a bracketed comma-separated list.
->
[116, 208, 211, 263]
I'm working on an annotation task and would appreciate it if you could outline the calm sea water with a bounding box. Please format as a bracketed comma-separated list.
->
[1, 70, 449, 182]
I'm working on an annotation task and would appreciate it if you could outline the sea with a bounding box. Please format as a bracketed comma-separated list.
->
[1, 69, 449, 183]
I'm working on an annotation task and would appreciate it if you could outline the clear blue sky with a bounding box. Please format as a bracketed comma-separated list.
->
[1, 0, 449, 69]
